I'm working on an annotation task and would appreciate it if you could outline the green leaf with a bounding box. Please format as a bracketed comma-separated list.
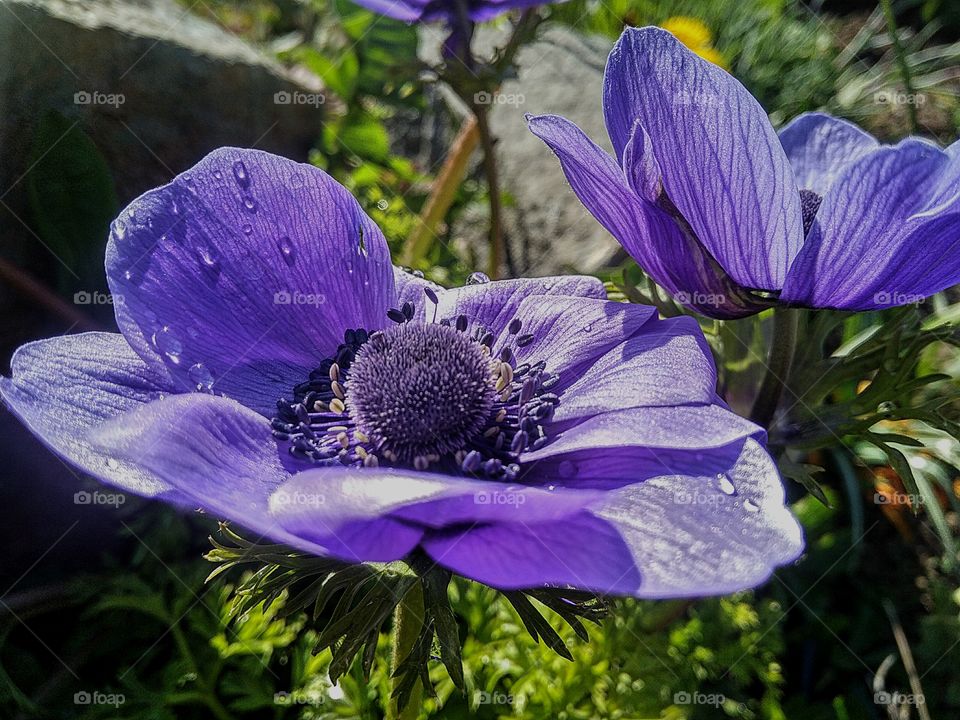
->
[869, 439, 921, 515]
[779, 458, 831, 506]
[289, 46, 359, 101]
[334, 112, 391, 163]
[25, 110, 117, 290]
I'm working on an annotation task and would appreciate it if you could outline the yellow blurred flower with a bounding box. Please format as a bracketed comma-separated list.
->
[660, 16, 728, 70]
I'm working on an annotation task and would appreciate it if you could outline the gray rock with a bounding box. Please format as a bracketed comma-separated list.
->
[421, 24, 621, 275]
[0, 0, 325, 233]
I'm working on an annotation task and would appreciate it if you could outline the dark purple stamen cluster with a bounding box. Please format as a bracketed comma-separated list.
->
[271, 291, 558, 481]
[799, 189, 823, 236]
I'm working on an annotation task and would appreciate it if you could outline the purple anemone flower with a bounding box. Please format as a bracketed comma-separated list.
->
[528, 27, 960, 319]
[349, 0, 545, 24]
[1, 148, 802, 597]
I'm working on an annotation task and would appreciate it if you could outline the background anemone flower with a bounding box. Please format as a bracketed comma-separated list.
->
[528, 27, 960, 319]
[349, 0, 548, 24]
[1, 147, 802, 597]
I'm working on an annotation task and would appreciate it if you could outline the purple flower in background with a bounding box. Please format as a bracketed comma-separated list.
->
[1, 148, 802, 596]
[529, 27, 960, 319]
[351, 0, 546, 24]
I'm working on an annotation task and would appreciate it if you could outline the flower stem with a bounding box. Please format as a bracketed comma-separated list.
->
[389, 580, 425, 720]
[472, 101, 504, 279]
[401, 116, 480, 267]
[750, 308, 799, 428]
[880, 0, 919, 133]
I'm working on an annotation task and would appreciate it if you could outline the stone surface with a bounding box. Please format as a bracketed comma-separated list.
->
[0, 0, 325, 236]
[421, 23, 622, 275]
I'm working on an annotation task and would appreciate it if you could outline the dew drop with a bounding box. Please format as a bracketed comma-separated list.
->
[242, 224, 253, 235]
[583, 323, 593, 332]
[744, 499, 759, 513]
[113, 221, 127, 240]
[188, 363, 214, 391]
[152, 326, 183, 364]
[213, 169, 223, 180]
[106, 458, 120, 470]
[277, 236, 296, 266]
[718, 473, 736, 495]
[242, 196, 258, 213]
[467, 272, 490, 285]
[232, 160, 251, 189]
[197, 243, 220, 272]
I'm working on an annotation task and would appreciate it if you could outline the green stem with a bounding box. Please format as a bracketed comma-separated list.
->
[750, 308, 799, 428]
[880, 0, 919, 133]
[473, 102, 504, 279]
[400, 116, 479, 267]
[389, 581, 425, 720]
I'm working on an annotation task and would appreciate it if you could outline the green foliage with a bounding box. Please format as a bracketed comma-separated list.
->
[25, 111, 118, 293]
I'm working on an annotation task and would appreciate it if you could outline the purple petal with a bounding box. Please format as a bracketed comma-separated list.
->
[603, 27, 804, 290]
[781, 138, 960, 308]
[106, 147, 394, 415]
[270, 468, 604, 562]
[525, 404, 764, 463]
[347, 0, 426, 21]
[394, 267, 441, 320]
[526, 114, 687, 294]
[436, 274, 605, 336]
[421, 512, 642, 593]
[468, 0, 558, 21]
[527, 114, 764, 318]
[498, 295, 655, 388]
[553, 315, 718, 423]
[589, 438, 803, 597]
[778, 112, 879, 194]
[0, 332, 184, 500]
[88, 392, 341, 555]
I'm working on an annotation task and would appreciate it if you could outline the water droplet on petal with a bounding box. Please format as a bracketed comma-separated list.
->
[583, 323, 593, 332]
[242, 224, 253, 235]
[232, 160, 250, 189]
[277, 236, 296, 266]
[188, 362, 214, 391]
[467, 272, 490, 285]
[152, 326, 182, 364]
[744, 499, 759, 513]
[106, 458, 120, 470]
[718, 473, 736, 495]
[242, 196, 257, 213]
[197, 243, 220, 272]
[213, 169, 223, 180]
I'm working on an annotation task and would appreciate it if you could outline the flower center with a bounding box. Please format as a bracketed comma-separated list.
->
[270, 294, 558, 480]
[799, 189, 823, 236]
[347, 322, 497, 463]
